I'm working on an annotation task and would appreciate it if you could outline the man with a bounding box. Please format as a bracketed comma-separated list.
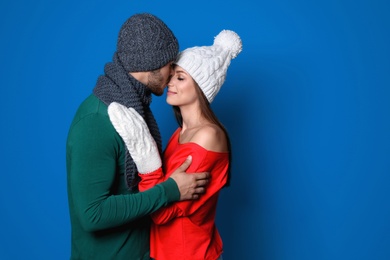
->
[66, 13, 209, 260]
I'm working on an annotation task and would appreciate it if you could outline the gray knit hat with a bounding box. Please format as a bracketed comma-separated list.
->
[116, 13, 179, 72]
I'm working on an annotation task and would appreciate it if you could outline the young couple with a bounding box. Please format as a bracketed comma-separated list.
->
[66, 13, 242, 260]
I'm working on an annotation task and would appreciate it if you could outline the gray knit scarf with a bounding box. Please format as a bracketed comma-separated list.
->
[93, 53, 162, 191]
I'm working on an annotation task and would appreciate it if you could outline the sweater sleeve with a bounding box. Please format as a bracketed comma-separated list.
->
[66, 112, 180, 232]
[150, 144, 229, 225]
[138, 168, 165, 192]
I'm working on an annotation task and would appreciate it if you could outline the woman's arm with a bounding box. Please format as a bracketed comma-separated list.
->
[107, 102, 210, 200]
[150, 144, 228, 224]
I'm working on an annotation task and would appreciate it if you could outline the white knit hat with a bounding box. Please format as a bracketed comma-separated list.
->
[175, 30, 242, 103]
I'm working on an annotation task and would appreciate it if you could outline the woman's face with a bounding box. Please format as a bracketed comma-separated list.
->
[166, 65, 198, 107]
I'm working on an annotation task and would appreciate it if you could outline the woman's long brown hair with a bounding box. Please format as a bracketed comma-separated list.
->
[172, 80, 232, 187]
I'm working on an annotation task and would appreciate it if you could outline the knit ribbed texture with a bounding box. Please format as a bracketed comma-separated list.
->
[93, 53, 162, 191]
[175, 30, 242, 103]
[117, 13, 179, 72]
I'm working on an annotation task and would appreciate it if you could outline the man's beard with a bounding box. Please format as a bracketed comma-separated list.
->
[147, 70, 167, 96]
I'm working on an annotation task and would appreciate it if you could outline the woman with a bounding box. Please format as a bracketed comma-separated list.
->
[108, 30, 242, 260]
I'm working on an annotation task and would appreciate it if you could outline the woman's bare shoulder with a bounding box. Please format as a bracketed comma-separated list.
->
[190, 124, 228, 152]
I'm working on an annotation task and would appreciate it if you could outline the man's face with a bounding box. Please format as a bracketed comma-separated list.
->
[146, 62, 173, 96]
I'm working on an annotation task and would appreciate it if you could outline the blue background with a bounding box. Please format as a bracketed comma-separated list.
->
[1, 0, 389, 259]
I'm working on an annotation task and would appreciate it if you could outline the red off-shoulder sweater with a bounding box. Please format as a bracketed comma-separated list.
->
[138, 128, 229, 260]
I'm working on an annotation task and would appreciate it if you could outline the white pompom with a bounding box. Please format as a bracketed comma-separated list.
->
[213, 30, 243, 59]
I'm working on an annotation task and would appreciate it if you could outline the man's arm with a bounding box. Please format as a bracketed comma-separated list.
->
[66, 113, 179, 232]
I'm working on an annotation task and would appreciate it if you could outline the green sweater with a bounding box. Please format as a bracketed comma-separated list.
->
[66, 94, 180, 260]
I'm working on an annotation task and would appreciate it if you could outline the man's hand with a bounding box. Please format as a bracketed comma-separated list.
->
[169, 156, 210, 201]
